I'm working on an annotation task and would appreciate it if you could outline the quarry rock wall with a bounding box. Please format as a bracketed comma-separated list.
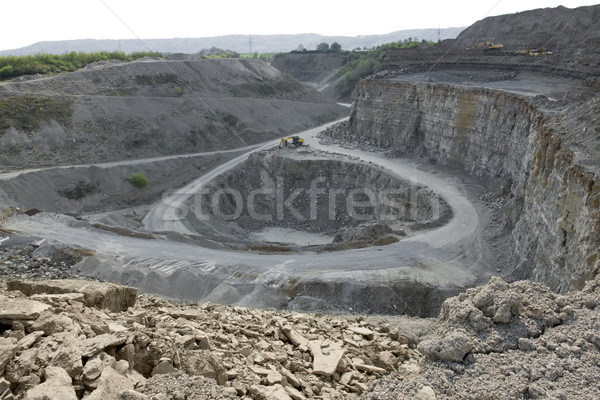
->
[348, 79, 600, 292]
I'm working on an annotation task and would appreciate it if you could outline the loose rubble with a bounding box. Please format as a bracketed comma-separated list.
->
[362, 276, 600, 399]
[0, 245, 79, 281]
[0, 278, 419, 400]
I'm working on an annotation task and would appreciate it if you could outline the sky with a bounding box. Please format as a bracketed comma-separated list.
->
[0, 0, 597, 51]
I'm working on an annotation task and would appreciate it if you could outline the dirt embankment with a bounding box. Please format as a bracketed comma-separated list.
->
[0, 58, 348, 169]
[271, 53, 348, 84]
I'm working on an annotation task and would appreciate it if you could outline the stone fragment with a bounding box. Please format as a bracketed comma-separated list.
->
[114, 360, 130, 375]
[83, 353, 116, 385]
[0, 377, 10, 393]
[16, 331, 44, 351]
[281, 326, 309, 350]
[355, 363, 387, 375]
[108, 323, 128, 333]
[0, 295, 50, 322]
[418, 331, 473, 362]
[80, 334, 127, 357]
[84, 366, 136, 400]
[340, 371, 354, 385]
[8, 280, 137, 312]
[285, 385, 307, 400]
[30, 312, 77, 335]
[30, 293, 85, 304]
[375, 350, 397, 371]
[249, 384, 292, 400]
[117, 389, 149, 400]
[266, 370, 283, 385]
[309, 340, 345, 377]
[51, 347, 84, 378]
[417, 385, 437, 399]
[181, 351, 227, 385]
[250, 365, 272, 376]
[347, 326, 375, 340]
[25, 366, 77, 400]
[151, 360, 176, 376]
[281, 367, 300, 388]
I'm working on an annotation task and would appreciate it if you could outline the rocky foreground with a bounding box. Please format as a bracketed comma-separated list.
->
[0, 275, 420, 400]
[0, 245, 599, 399]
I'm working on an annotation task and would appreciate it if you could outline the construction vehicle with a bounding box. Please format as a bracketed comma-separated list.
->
[472, 41, 493, 49]
[516, 48, 553, 56]
[471, 42, 504, 52]
[279, 136, 304, 148]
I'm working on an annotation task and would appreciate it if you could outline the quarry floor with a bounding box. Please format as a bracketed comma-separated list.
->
[1, 118, 507, 316]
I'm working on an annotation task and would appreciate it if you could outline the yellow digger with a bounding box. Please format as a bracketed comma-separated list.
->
[471, 42, 504, 52]
[279, 136, 304, 148]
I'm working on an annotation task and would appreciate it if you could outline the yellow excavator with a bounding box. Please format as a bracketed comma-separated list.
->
[279, 136, 304, 148]
[471, 42, 504, 52]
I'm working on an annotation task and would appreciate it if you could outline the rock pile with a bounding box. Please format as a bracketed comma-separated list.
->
[363, 276, 600, 399]
[0, 245, 78, 281]
[0, 279, 419, 400]
[317, 122, 390, 155]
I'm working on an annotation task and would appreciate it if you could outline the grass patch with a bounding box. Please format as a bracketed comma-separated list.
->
[128, 173, 149, 189]
[0, 95, 73, 132]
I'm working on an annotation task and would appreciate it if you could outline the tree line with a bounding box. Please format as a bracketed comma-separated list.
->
[0, 51, 162, 80]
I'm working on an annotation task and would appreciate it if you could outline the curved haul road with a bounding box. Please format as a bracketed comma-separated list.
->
[4, 119, 496, 315]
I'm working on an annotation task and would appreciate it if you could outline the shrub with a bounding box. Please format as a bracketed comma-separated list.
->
[128, 173, 148, 189]
[173, 86, 183, 96]
[58, 181, 98, 199]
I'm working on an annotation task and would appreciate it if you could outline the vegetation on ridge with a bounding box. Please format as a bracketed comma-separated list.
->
[0, 95, 73, 132]
[0, 51, 163, 80]
[333, 39, 437, 98]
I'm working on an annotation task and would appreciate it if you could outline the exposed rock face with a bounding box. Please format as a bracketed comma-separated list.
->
[340, 78, 600, 293]
[7, 279, 137, 312]
[193, 150, 449, 237]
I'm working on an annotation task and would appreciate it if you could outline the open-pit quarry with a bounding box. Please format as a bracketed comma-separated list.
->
[0, 4, 599, 399]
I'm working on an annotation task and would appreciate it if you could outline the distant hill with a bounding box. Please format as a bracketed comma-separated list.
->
[0, 28, 465, 56]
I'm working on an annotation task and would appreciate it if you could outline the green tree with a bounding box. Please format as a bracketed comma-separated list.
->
[316, 42, 330, 52]
[330, 42, 342, 52]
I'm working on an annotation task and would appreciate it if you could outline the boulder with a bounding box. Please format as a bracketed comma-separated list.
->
[249, 384, 292, 400]
[30, 312, 78, 335]
[25, 366, 77, 400]
[0, 295, 50, 322]
[8, 280, 137, 312]
[84, 366, 135, 400]
[309, 340, 345, 377]
[79, 334, 126, 357]
[418, 331, 473, 362]
[181, 351, 227, 385]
